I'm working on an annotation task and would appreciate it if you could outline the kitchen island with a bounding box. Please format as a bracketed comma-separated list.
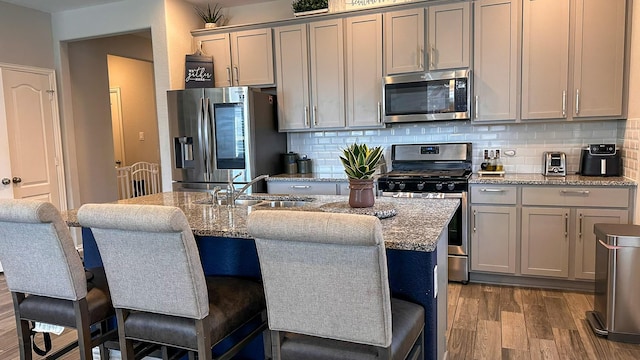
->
[64, 192, 459, 360]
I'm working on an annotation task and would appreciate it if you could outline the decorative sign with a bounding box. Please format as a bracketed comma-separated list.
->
[342, 0, 421, 11]
[184, 55, 214, 88]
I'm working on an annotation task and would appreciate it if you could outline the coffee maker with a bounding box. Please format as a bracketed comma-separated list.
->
[579, 144, 621, 176]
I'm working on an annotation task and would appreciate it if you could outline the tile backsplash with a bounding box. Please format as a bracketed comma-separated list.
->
[287, 120, 625, 178]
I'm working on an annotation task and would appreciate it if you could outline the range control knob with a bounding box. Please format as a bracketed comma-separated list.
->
[387, 182, 395, 190]
[435, 183, 443, 191]
[398, 183, 406, 190]
[447, 183, 456, 191]
[552, 168, 559, 173]
[417, 182, 425, 191]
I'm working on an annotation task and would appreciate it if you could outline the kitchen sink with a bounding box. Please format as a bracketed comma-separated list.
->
[216, 199, 264, 206]
[255, 200, 309, 208]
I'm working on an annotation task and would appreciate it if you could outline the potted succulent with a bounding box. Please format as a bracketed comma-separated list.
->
[292, 0, 329, 17]
[195, 3, 225, 29]
[339, 143, 384, 208]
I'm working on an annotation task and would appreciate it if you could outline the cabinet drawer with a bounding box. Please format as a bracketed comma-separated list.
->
[521, 186, 629, 208]
[470, 185, 517, 205]
[267, 181, 337, 195]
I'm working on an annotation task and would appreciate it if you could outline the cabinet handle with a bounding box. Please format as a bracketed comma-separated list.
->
[480, 188, 505, 192]
[377, 102, 382, 123]
[226, 67, 232, 86]
[578, 213, 583, 239]
[564, 213, 569, 237]
[575, 89, 580, 115]
[291, 185, 311, 189]
[430, 45, 435, 69]
[475, 96, 479, 119]
[560, 189, 590, 195]
[313, 105, 318, 126]
[304, 106, 310, 127]
[473, 209, 477, 233]
[233, 66, 239, 85]
[419, 46, 424, 70]
[562, 90, 567, 118]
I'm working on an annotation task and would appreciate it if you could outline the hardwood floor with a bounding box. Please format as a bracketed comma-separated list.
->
[3, 273, 640, 359]
[447, 282, 640, 359]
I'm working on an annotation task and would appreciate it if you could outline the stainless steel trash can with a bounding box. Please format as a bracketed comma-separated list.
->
[587, 223, 640, 343]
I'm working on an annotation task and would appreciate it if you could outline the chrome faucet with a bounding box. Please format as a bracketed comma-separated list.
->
[209, 186, 222, 204]
[236, 174, 270, 199]
[227, 172, 244, 206]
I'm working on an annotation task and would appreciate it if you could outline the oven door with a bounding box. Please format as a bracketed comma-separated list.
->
[442, 192, 468, 257]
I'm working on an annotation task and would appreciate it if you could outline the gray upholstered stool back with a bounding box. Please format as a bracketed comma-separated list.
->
[77, 204, 208, 319]
[247, 210, 392, 348]
[0, 199, 86, 300]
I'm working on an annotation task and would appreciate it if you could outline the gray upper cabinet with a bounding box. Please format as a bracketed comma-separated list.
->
[197, 28, 274, 87]
[572, 0, 626, 118]
[345, 14, 384, 128]
[274, 24, 310, 131]
[522, 0, 626, 120]
[383, 8, 425, 75]
[428, 2, 471, 70]
[521, 0, 570, 120]
[274, 20, 345, 131]
[473, 0, 520, 122]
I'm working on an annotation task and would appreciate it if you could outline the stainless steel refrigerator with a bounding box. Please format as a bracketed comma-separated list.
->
[168, 87, 286, 193]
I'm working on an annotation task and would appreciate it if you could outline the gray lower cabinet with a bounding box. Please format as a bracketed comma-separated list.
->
[470, 185, 518, 274]
[471, 184, 632, 282]
[267, 181, 339, 195]
[574, 208, 628, 280]
[521, 207, 570, 278]
[520, 186, 631, 280]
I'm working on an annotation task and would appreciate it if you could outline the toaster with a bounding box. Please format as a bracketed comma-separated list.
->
[579, 144, 621, 176]
[542, 152, 567, 176]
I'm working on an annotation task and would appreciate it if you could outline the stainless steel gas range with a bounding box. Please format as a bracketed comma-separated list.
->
[378, 143, 472, 283]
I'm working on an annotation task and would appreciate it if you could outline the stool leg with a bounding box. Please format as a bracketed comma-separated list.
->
[116, 309, 135, 360]
[98, 320, 110, 359]
[12, 293, 32, 360]
[74, 299, 93, 360]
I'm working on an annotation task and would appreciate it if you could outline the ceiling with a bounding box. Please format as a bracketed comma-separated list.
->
[1, 0, 273, 13]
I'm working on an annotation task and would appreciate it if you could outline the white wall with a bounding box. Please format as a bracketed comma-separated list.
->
[51, 0, 200, 208]
[623, 0, 640, 223]
[0, 2, 54, 69]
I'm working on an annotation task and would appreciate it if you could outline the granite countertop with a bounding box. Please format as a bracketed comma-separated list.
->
[63, 192, 459, 253]
[469, 173, 636, 186]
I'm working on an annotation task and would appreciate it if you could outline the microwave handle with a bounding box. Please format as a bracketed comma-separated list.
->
[377, 102, 382, 123]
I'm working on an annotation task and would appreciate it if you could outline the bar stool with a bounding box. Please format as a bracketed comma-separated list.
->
[0, 199, 115, 360]
[247, 210, 425, 360]
[77, 203, 268, 360]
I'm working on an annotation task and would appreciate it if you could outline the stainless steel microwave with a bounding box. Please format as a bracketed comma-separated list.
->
[383, 69, 471, 123]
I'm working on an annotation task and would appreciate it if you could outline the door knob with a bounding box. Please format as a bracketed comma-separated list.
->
[12, 177, 22, 184]
[1, 178, 10, 185]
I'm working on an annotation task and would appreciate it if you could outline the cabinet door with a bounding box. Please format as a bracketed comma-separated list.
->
[428, 2, 470, 70]
[473, 0, 519, 121]
[521, 207, 569, 278]
[274, 25, 310, 131]
[230, 28, 274, 86]
[471, 205, 517, 274]
[575, 208, 628, 280]
[572, 0, 626, 118]
[345, 14, 383, 128]
[199, 33, 233, 87]
[383, 8, 425, 75]
[521, 0, 570, 120]
[309, 19, 345, 129]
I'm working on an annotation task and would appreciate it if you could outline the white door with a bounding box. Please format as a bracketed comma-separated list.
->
[110, 87, 126, 167]
[0, 65, 65, 207]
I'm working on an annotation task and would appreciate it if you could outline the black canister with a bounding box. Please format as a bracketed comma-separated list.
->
[297, 157, 312, 174]
[283, 152, 298, 174]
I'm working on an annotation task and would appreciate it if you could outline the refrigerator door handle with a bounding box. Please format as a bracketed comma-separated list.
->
[204, 97, 214, 182]
[198, 97, 209, 181]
